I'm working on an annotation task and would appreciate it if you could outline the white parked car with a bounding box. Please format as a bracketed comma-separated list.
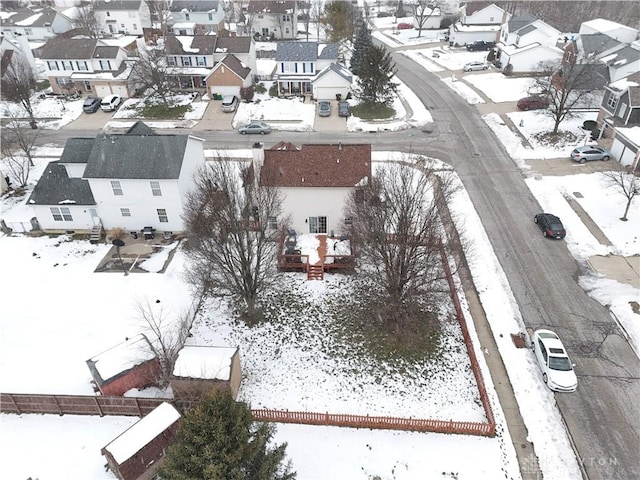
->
[463, 61, 488, 72]
[532, 329, 577, 392]
[100, 94, 122, 112]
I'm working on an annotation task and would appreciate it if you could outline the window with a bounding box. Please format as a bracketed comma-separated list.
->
[120, 208, 131, 217]
[157, 208, 169, 223]
[50, 207, 73, 221]
[344, 217, 353, 226]
[106, 11, 111, 16]
[618, 103, 627, 119]
[99, 60, 111, 70]
[24, 28, 33, 35]
[208, 13, 213, 20]
[308, 216, 327, 234]
[111, 180, 123, 196]
[150, 181, 162, 196]
[133, 23, 137, 31]
[185, 13, 190, 20]
[47, 61, 59, 71]
[196, 56, 207, 66]
[607, 94, 619, 111]
[167, 56, 177, 66]
[285, 28, 290, 34]
[84, 80, 92, 90]
[76, 61, 88, 71]
[181, 56, 192, 66]
[62, 60, 74, 71]
[283, 15, 290, 22]
[268, 216, 278, 230]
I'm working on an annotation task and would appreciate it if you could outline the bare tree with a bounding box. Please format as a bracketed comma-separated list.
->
[128, 46, 173, 105]
[601, 170, 640, 222]
[343, 158, 460, 331]
[1, 58, 37, 126]
[135, 297, 194, 385]
[73, 5, 101, 38]
[182, 159, 288, 324]
[531, 57, 608, 135]
[1, 116, 43, 187]
[145, 0, 172, 37]
[413, 0, 443, 38]
[297, 0, 311, 41]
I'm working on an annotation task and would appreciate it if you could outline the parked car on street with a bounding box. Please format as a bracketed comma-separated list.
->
[238, 121, 271, 135]
[532, 329, 577, 392]
[397, 23, 413, 29]
[100, 94, 122, 112]
[83, 97, 102, 113]
[463, 61, 488, 72]
[318, 101, 331, 117]
[466, 41, 495, 51]
[570, 145, 611, 163]
[338, 101, 350, 117]
[517, 96, 550, 111]
[534, 213, 566, 239]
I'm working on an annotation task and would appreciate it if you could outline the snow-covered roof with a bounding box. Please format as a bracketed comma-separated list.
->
[256, 58, 276, 76]
[175, 36, 200, 53]
[615, 126, 640, 144]
[172, 22, 196, 29]
[14, 13, 42, 26]
[88, 334, 155, 382]
[172, 345, 238, 380]
[453, 22, 501, 33]
[103, 402, 180, 464]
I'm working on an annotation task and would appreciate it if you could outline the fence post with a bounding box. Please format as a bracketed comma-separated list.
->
[134, 397, 142, 417]
[93, 396, 104, 417]
[51, 395, 63, 416]
[8, 394, 21, 414]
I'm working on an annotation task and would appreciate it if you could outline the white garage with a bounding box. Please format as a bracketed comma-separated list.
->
[610, 126, 640, 172]
[312, 64, 353, 101]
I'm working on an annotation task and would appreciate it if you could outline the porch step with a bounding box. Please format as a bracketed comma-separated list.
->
[307, 263, 324, 281]
[89, 224, 103, 243]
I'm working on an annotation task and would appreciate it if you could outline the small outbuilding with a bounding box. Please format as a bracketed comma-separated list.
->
[86, 334, 161, 396]
[101, 402, 180, 480]
[170, 345, 242, 402]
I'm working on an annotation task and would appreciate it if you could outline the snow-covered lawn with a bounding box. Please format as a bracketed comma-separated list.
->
[464, 73, 535, 102]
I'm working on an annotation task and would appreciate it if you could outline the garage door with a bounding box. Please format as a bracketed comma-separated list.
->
[611, 138, 637, 167]
[210, 86, 240, 98]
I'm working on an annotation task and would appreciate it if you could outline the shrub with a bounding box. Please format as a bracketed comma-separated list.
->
[240, 86, 255, 102]
[255, 82, 267, 94]
[269, 83, 278, 97]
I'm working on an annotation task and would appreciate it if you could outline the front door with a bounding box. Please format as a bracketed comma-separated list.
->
[309, 216, 327, 234]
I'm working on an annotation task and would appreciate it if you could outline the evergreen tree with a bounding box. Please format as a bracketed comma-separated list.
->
[350, 20, 373, 75]
[160, 393, 296, 480]
[354, 45, 398, 105]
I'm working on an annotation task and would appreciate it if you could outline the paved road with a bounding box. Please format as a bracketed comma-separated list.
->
[390, 51, 640, 480]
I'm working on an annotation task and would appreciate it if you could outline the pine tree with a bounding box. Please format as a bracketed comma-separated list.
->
[160, 393, 296, 480]
[354, 45, 398, 105]
[350, 20, 373, 75]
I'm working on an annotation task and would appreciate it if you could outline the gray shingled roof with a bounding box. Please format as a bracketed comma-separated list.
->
[248, 0, 295, 14]
[170, 0, 220, 12]
[314, 63, 352, 83]
[83, 133, 189, 179]
[215, 36, 251, 54]
[0, 7, 62, 28]
[507, 14, 537, 32]
[27, 162, 95, 206]
[165, 34, 216, 55]
[93, 46, 120, 59]
[59, 138, 95, 164]
[517, 24, 537, 36]
[275, 42, 338, 61]
[580, 34, 623, 56]
[40, 38, 98, 60]
[94, 0, 141, 11]
[218, 54, 251, 79]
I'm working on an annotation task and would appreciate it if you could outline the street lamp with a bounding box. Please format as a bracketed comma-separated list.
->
[112, 238, 128, 276]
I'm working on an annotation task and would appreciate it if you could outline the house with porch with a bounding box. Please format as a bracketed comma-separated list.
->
[39, 37, 133, 96]
[448, 2, 507, 46]
[169, 0, 225, 35]
[93, 0, 151, 36]
[25, 122, 205, 235]
[244, 0, 298, 40]
[274, 41, 344, 97]
[101, 402, 180, 480]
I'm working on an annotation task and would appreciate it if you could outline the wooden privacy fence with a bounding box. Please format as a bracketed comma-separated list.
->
[251, 409, 494, 436]
[0, 393, 166, 417]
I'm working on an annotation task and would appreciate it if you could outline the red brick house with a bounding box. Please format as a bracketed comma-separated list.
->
[86, 334, 161, 396]
[102, 402, 180, 480]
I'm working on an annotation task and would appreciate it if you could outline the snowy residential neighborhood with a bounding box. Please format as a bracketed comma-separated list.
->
[1, 1, 639, 480]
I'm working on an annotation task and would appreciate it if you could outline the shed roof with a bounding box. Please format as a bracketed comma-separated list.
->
[260, 143, 371, 188]
[172, 345, 238, 380]
[102, 402, 180, 465]
[26, 161, 95, 206]
[86, 334, 156, 385]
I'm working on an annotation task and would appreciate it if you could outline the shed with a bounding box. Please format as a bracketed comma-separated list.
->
[170, 345, 242, 401]
[86, 334, 161, 396]
[101, 402, 180, 480]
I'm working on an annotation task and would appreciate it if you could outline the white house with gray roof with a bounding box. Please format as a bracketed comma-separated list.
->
[93, 0, 151, 36]
[244, 0, 297, 40]
[275, 42, 348, 97]
[26, 123, 205, 234]
[40, 37, 133, 96]
[0, 6, 74, 42]
[169, 0, 225, 35]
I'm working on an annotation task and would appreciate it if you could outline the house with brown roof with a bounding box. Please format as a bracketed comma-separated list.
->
[253, 143, 371, 236]
[39, 37, 133, 96]
[101, 402, 180, 480]
[205, 54, 252, 98]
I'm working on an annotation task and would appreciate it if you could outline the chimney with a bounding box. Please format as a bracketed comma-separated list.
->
[252, 142, 264, 183]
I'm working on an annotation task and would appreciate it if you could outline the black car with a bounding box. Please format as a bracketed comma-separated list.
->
[83, 96, 102, 113]
[466, 41, 496, 51]
[338, 101, 350, 117]
[534, 213, 566, 239]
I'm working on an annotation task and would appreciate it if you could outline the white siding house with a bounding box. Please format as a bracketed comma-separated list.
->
[460, 3, 508, 25]
[255, 143, 371, 236]
[94, 0, 151, 36]
[25, 123, 205, 234]
[580, 19, 639, 44]
[498, 42, 564, 73]
[246, 0, 297, 40]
